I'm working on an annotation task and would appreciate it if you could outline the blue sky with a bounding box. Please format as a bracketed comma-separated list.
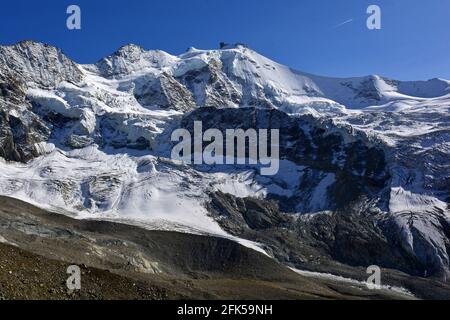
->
[1, 0, 449, 80]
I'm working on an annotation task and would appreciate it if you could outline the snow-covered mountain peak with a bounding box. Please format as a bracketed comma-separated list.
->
[0, 41, 84, 89]
[2, 40, 449, 109]
[94, 44, 178, 79]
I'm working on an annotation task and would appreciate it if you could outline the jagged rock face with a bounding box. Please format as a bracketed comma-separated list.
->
[0, 73, 26, 103]
[207, 191, 425, 276]
[0, 109, 50, 162]
[0, 71, 51, 162]
[134, 72, 196, 111]
[95, 44, 177, 78]
[181, 107, 389, 213]
[180, 107, 449, 276]
[0, 41, 84, 89]
[94, 45, 196, 112]
[175, 57, 242, 108]
[186, 108, 417, 275]
[207, 191, 291, 232]
[0, 41, 448, 280]
[96, 113, 157, 150]
[0, 41, 83, 161]
[340, 77, 383, 104]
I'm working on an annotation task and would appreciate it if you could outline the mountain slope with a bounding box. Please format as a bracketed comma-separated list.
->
[0, 41, 448, 286]
[0, 195, 422, 300]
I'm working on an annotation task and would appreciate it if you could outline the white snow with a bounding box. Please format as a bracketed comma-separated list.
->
[289, 267, 415, 298]
[211, 160, 305, 199]
[389, 187, 448, 214]
[0, 147, 269, 255]
[0, 235, 17, 247]
[308, 173, 336, 212]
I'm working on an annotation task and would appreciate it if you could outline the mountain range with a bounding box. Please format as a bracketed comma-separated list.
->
[0, 40, 449, 298]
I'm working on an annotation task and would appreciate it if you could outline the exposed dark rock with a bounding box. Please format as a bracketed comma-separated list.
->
[207, 191, 426, 277]
[64, 135, 94, 149]
[0, 109, 50, 162]
[176, 58, 242, 108]
[0, 41, 84, 88]
[134, 72, 196, 111]
[180, 107, 446, 278]
[181, 107, 390, 213]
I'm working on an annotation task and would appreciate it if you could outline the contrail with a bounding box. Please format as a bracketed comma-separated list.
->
[332, 18, 354, 29]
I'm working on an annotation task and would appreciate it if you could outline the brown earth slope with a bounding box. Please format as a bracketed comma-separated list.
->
[0, 196, 422, 300]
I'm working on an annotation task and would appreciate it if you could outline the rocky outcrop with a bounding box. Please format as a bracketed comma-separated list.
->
[179, 107, 450, 277]
[207, 191, 424, 277]
[0, 41, 83, 89]
[134, 72, 196, 111]
[181, 107, 389, 212]
[0, 109, 50, 162]
[175, 57, 242, 108]
[0, 41, 84, 162]
[95, 44, 176, 78]
[0, 40, 448, 283]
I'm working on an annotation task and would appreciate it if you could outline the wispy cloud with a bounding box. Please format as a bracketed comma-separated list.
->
[332, 18, 354, 29]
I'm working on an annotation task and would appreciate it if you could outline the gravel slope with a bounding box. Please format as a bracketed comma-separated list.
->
[0, 196, 418, 300]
